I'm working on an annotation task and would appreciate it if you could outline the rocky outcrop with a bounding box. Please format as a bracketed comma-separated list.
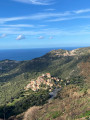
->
[49, 47, 90, 57]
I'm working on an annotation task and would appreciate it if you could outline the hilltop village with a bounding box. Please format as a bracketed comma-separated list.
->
[25, 73, 62, 91]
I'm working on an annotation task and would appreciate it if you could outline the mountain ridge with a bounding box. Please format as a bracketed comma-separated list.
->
[0, 47, 90, 120]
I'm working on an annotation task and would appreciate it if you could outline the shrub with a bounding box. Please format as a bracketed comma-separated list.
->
[23, 106, 39, 120]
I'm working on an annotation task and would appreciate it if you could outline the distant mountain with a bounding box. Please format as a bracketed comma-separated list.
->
[0, 47, 90, 119]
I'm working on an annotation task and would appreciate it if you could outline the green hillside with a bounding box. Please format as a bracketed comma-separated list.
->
[0, 47, 90, 119]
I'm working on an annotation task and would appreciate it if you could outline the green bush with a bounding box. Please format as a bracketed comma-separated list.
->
[0, 90, 50, 119]
[51, 111, 61, 119]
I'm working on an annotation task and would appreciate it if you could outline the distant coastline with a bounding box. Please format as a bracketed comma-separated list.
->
[0, 47, 85, 61]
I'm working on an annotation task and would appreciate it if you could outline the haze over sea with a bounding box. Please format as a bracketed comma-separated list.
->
[0, 47, 82, 61]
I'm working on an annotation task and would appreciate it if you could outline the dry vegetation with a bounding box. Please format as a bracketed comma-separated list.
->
[79, 61, 90, 79]
[23, 106, 40, 120]
[20, 85, 90, 120]
[7, 84, 89, 120]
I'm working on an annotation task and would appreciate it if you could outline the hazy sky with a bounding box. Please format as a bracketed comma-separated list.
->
[0, 0, 90, 49]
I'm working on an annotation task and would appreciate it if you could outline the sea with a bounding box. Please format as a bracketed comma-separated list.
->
[0, 47, 81, 61]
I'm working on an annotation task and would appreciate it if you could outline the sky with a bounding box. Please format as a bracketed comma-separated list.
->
[0, 0, 90, 49]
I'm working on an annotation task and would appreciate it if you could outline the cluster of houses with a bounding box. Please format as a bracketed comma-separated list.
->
[25, 73, 61, 91]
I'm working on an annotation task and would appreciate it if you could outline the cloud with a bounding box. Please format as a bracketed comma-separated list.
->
[74, 9, 90, 14]
[0, 24, 34, 28]
[0, 34, 7, 38]
[49, 36, 53, 39]
[38, 36, 44, 39]
[13, 0, 54, 5]
[1, 27, 90, 36]
[1, 8, 90, 24]
[0, 27, 20, 34]
[16, 34, 25, 40]
[38, 25, 48, 27]
[0, 16, 27, 24]
[45, 8, 55, 11]
[0, 12, 70, 24]
[48, 15, 90, 22]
